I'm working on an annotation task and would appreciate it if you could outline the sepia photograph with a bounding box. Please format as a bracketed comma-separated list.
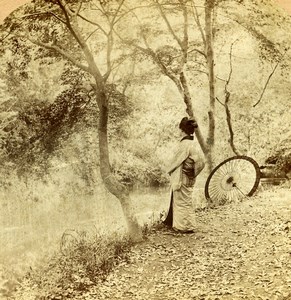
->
[0, 0, 290, 299]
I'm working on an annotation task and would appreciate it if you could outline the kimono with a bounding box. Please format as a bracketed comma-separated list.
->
[164, 135, 205, 232]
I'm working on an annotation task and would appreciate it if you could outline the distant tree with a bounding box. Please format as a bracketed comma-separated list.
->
[114, 0, 214, 168]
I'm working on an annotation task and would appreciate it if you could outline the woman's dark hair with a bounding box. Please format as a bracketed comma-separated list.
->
[179, 117, 198, 135]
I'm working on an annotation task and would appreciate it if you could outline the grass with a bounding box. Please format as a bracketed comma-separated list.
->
[12, 230, 133, 300]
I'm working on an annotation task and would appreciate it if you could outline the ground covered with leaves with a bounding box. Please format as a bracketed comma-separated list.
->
[10, 186, 291, 300]
[79, 187, 291, 300]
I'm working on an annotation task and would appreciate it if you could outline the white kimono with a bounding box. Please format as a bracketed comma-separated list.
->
[165, 138, 205, 231]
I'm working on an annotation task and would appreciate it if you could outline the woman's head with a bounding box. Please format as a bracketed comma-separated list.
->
[179, 117, 198, 135]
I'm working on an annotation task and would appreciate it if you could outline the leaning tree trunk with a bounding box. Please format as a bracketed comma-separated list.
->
[97, 90, 142, 241]
[179, 72, 208, 155]
[83, 39, 142, 241]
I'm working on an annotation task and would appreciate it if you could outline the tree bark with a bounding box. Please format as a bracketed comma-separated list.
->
[61, 1, 143, 241]
[97, 90, 142, 241]
[224, 92, 241, 155]
[205, 0, 216, 172]
[179, 72, 208, 154]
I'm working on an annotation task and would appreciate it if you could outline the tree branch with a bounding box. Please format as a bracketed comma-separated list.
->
[253, 58, 282, 108]
[104, 0, 126, 80]
[55, 0, 104, 82]
[224, 40, 241, 155]
[0, 29, 15, 43]
[215, 96, 225, 106]
[155, 0, 184, 50]
[188, 47, 206, 58]
[191, 0, 206, 48]
[75, 13, 107, 36]
[111, 0, 126, 25]
[226, 39, 238, 87]
[21, 11, 66, 24]
[57, 0, 84, 48]
[225, 91, 240, 155]
[180, 0, 189, 62]
[0, 18, 26, 43]
[24, 34, 90, 73]
[85, 28, 99, 41]
[116, 29, 184, 95]
[74, 2, 83, 16]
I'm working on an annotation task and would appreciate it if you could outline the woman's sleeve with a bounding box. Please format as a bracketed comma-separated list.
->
[166, 141, 189, 174]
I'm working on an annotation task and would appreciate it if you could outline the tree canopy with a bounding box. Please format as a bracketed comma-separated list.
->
[0, 0, 290, 182]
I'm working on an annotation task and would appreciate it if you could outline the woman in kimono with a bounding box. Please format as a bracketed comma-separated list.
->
[164, 117, 205, 233]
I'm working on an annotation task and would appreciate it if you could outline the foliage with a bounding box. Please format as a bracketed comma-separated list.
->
[1, 0, 290, 179]
[266, 135, 291, 177]
[0, 86, 91, 176]
[17, 231, 133, 299]
[112, 150, 168, 188]
[0, 47, 136, 176]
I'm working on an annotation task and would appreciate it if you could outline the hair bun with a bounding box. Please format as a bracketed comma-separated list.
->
[179, 117, 198, 134]
[189, 119, 198, 129]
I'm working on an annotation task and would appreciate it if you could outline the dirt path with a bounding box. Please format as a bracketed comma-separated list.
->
[80, 188, 291, 300]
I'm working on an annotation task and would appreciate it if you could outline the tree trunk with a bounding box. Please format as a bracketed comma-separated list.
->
[205, 0, 216, 172]
[21, 1, 143, 241]
[179, 72, 208, 154]
[97, 90, 142, 242]
[225, 91, 241, 155]
[77, 25, 142, 241]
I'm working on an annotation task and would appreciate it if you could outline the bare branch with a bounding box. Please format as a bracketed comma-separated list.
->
[111, 0, 126, 25]
[85, 28, 99, 41]
[115, 29, 184, 94]
[224, 40, 241, 155]
[225, 91, 241, 155]
[216, 75, 227, 82]
[122, 2, 152, 50]
[0, 18, 26, 43]
[226, 39, 238, 87]
[74, 1, 83, 16]
[104, 0, 126, 79]
[191, 0, 206, 48]
[59, 0, 74, 17]
[55, 0, 104, 81]
[188, 47, 206, 58]
[155, 0, 183, 49]
[215, 96, 225, 106]
[0, 29, 15, 43]
[77, 13, 107, 36]
[57, 0, 72, 20]
[253, 58, 282, 108]
[21, 11, 66, 24]
[57, 0, 82, 46]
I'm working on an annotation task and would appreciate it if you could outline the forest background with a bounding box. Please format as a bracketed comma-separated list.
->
[0, 0, 290, 298]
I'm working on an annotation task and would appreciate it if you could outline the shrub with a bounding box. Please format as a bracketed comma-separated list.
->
[15, 230, 133, 299]
[265, 136, 291, 178]
[111, 148, 169, 188]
